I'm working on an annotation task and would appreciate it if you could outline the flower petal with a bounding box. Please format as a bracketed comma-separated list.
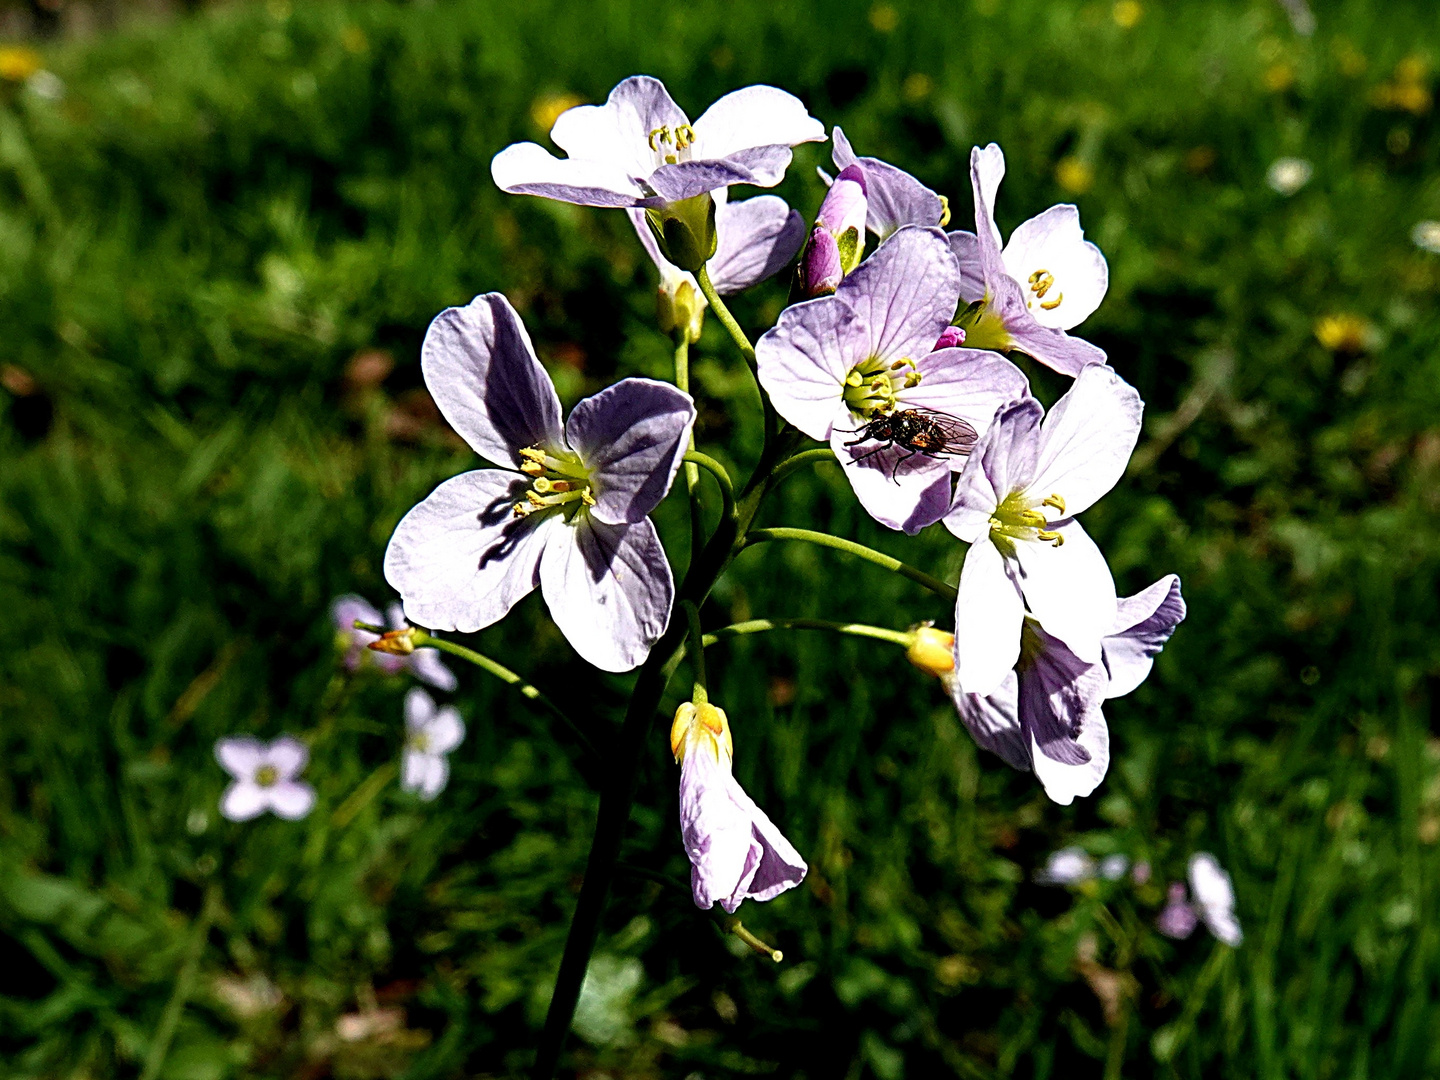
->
[835, 225, 960, 362]
[953, 535, 1026, 696]
[649, 158, 780, 202]
[1028, 710, 1109, 806]
[407, 647, 458, 692]
[1001, 204, 1109, 330]
[404, 686, 436, 731]
[426, 706, 466, 756]
[549, 76, 689, 177]
[831, 427, 953, 534]
[215, 736, 265, 781]
[1029, 364, 1143, 517]
[755, 294, 868, 440]
[831, 126, 945, 239]
[969, 143, 1008, 274]
[947, 230, 987, 303]
[1104, 575, 1186, 699]
[692, 85, 826, 182]
[263, 736, 309, 781]
[539, 515, 674, 672]
[422, 294, 564, 470]
[267, 780, 316, 820]
[1018, 622, 1111, 805]
[946, 670, 1031, 771]
[220, 782, 268, 822]
[400, 749, 430, 795]
[490, 142, 652, 207]
[1011, 521, 1117, 665]
[331, 594, 382, 634]
[1002, 314, 1109, 376]
[708, 196, 806, 293]
[944, 396, 1044, 543]
[1189, 853, 1243, 946]
[565, 378, 696, 525]
[385, 469, 556, 634]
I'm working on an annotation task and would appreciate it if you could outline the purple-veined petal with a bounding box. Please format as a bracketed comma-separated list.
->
[836, 225, 960, 361]
[1011, 520, 1117, 665]
[947, 230, 987, 303]
[816, 165, 868, 238]
[944, 396, 1044, 543]
[425, 706, 466, 756]
[969, 143, 1008, 274]
[1028, 713, 1109, 806]
[549, 75, 690, 178]
[1002, 315, 1108, 376]
[897, 347, 1031, 453]
[267, 780, 316, 820]
[953, 535, 1026, 695]
[649, 157, 779, 202]
[408, 647, 458, 692]
[1017, 621, 1111, 805]
[798, 226, 843, 298]
[220, 782, 268, 822]
[263, 736, 309, 781]
[215, 736, 265, 781]
[830, 427, 953, 534]
[627, 206, 672, 277]
[1104, 575, 1186, 699]
[692, 85, 826, 181]
[755, 294, 868, 440]
[538, 515, 674, 672]
[565, 378, 696, 525]
[709, 196, 806, 293]
[831, 126, 946, 238]
[422, 294, 564, 470]
[1028, 364, 1143, 517]
[404, 686, 436, 731]
[1001, 204, 1109, 330]
[1189, 853, 1243, 946]
[946, 669, 1031, 771]
[385, 469, 557, 634]
[490, 142, 653, 207]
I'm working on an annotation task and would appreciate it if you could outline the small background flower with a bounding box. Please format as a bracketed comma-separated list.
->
[401, 688, 466, 801]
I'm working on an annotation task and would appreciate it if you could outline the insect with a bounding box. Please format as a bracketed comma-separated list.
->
[843, 407, 979, 481]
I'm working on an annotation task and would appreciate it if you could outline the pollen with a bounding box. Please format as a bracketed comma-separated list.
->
[1042, 493, 1067, 513]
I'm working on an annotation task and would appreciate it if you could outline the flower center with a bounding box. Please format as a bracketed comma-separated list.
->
[988, 490, 1067, 548]
[513, 447, 597, 519]
[842, 355, 922, 419]
[955, 298, 1013, 352]
[408, 731, 431, 754]
[647, 124, 696, 167]
[1026, 268, 1064, 312]
[254, 764, 279, 788]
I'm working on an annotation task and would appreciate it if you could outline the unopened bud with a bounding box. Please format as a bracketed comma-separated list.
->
[933, 325, 965, 350]
[670, 700, 733, 762]
[905, 624, 955, 677]
[645, 192, 718, 274]
[657, 277, 706, 343]
[368, 628, 417, 656]
[817, 165, 868, 243]
[796, 226, 843, 298]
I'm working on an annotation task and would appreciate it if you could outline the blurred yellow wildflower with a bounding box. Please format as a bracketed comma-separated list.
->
[340, 26, 369, 54]
[1263, 63, 1296, 93]
[1371, 56, 1432, 115]
[1056, 157, 1094, 194]
[530, 91, 585, 134]
[1112, 1, 1142, 29]
[869, 3, 899, 32]
[902, 73, 933, 103]
[0, 46, 42, 83]
[1314, 314, 1376, 354]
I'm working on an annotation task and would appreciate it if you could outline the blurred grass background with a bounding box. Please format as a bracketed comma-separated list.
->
[3, 0, 1440, 1076]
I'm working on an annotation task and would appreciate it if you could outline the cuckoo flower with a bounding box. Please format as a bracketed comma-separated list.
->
[491, 76, 824, 209]
[401, 688, 466, 801]
[1157, 854, 1243, 946]
[671, 701, 806, 913]
[215, 735, 316, 822]
[944, 364, 1143, 693]
[948, 143, 1109, 376]
[946, 575, 1183, 804]
[384, 293, 695, 672]
[331, 594, 457, 691]
[629, 187, 805, 340]
[756, 226, 1029, 533]
[822, 126, 947, 241]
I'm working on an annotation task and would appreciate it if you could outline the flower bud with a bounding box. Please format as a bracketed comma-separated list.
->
[905, 624, 955, 677]
[817, 165, 868, 268]
[933, 325, 966, 350]
[644, 192, 718, 274]
[671, 700, 733, 762]
[656, 277, 706, 344]
[368, 627, 417, 656]
[796, 225, 843, 298]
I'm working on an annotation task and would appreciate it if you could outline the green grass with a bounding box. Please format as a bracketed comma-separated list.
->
[3, 0, 1440, 1076]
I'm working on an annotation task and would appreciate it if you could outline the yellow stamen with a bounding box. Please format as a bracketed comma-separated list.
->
[1042, 493, 1067, 514]
[1028, 269, 1055, 298]
[1040, 292, 1064, 311]
[1036, 529, 1065, 546]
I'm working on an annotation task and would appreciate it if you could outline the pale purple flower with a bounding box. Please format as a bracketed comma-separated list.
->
[1035, 846, 1096, 885]
[672, 702, 806, 913]
[946, 575, 1185, 805]
[215, 736, 316, 821]
[401, 688, 466, 801]
[948, 143, 1109, 376]
[491, 76, 824, 208]
[627, 188, 805, 320]
[384, 293, 695, 672]
[330, 595, 457, 691]
[1156, 882, 1199, 939]
[1099, 854, 1130, 881]
[1156, 855, 1242, 946]
[797, 225, 843, 297]
[822, 126, 947, 240]
[944, 364, 1143, 696]
[755, 226, 1028, 533]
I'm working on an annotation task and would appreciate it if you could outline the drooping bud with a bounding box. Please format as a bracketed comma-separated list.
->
[369, 627, 418, 656]
[671, 700, 733, 762]
[645, 192, 718, 274]
[796, 225, 843, 298]
[905, 623, 956, 678]
[933, 325, 966, 350]
[656, 277, 706, 344]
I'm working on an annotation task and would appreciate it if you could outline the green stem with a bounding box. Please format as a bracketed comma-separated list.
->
[743, 527, 959, 603]
[768, 446, 837, 489]
[139, 882, 221, 1080]
[696, 264, 780, 454]
[411, 631, 603, 764]
[683, 451, 736, 523]
[682, 599, 708, 704]
[673, 334, 705, 554]
[705, 617, 915, 650]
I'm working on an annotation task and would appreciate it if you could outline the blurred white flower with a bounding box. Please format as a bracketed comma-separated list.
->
[215, 735, 315, 821]
[1189, 852, 1243, 946]
[1266, 157, 1313, 196]
[401, 688, 465, 800]
[26, 70, 65, 101]
[1099, 854, 1130, 881]
[1411, 221, 1440, 254]
[1035, 846, 1096, 885]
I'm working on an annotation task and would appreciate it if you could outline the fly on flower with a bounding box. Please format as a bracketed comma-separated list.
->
[843, 406, 979, 480]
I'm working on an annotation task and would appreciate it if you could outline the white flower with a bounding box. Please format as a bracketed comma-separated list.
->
[1035, 846, 1096, 885]
[401, 688, 466, 801]
[215, 735, 316, 821]
[1266, 157, 1313, 196]
[1411, 220, 1440, 254]
[1188, 852, 1243, 946]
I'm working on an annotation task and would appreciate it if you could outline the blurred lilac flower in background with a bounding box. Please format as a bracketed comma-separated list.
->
[331, 594, 456, 690]
[671, 701, 806, 913]
[401, 689, 466, 801]
[384, 293, 695, 672]
[1034, 846, 1096, 885]
[215, 735, 316, 822]
[1156, 853, 1243, 946]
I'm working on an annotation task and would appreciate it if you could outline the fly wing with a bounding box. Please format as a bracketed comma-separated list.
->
[905, 407, 978, 455]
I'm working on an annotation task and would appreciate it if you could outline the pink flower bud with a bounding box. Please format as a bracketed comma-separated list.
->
[817, 164, 868, 239]
[798, 226, 843, 297]
[933, 325, 966, 350]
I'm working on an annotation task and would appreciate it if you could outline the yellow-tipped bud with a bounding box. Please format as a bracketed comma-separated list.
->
[670, 700, 733, 762]
[656, 278, 705, 344]
[906, 624, 956, 678]
[369, 628, 417, 656]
